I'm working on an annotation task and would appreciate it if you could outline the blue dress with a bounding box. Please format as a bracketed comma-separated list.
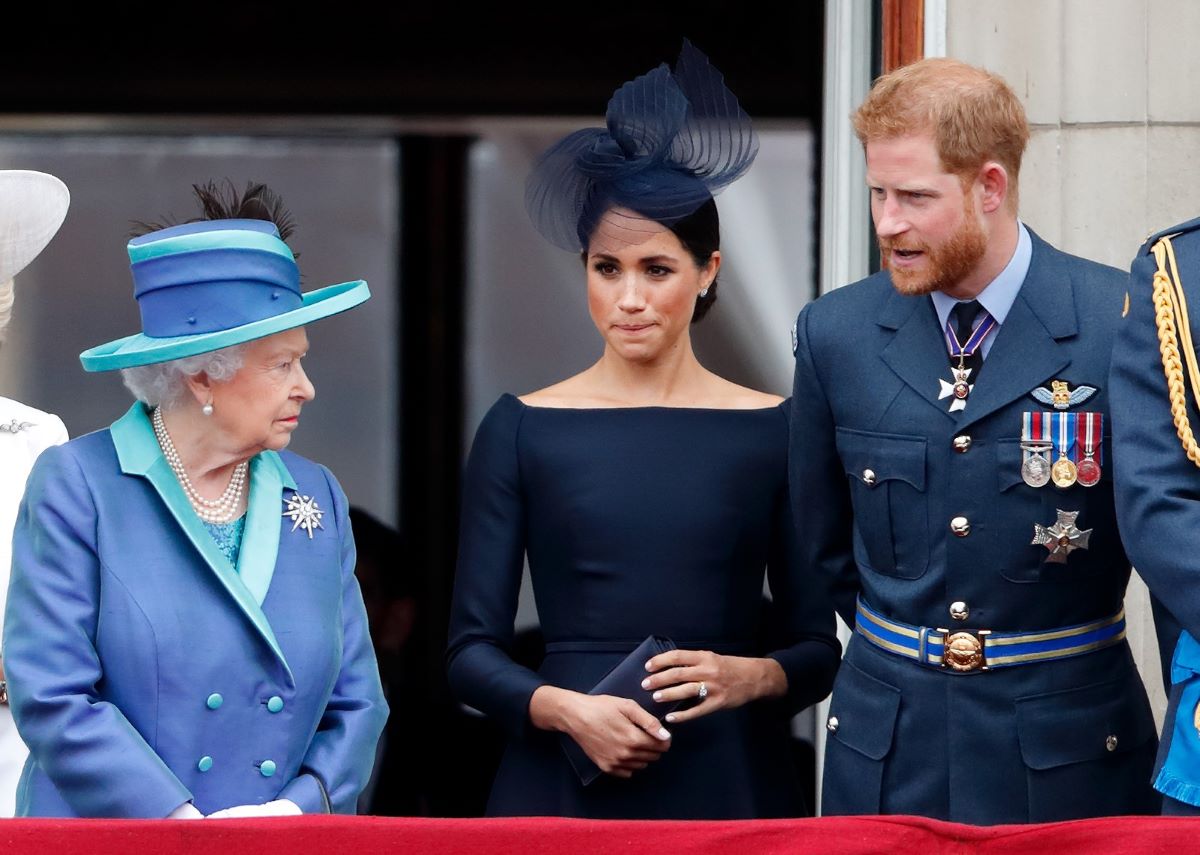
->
[446, 394, 840, 818]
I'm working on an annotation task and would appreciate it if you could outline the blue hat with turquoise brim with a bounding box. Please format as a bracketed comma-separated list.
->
[79, 218, 369, 372]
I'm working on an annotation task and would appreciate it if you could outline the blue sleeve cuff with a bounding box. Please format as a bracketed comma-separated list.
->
[277, 773, 331, 814]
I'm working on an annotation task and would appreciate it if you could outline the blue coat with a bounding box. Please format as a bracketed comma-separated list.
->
[1111, 216, 1200, 809]
[4, 404, 388, 817]
[790, 230, 1159, 823]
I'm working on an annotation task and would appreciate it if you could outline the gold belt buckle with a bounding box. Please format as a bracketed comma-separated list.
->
[939, 628, 991, 672]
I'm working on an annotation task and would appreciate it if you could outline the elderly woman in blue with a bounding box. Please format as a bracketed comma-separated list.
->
[4, 183, 387, 818]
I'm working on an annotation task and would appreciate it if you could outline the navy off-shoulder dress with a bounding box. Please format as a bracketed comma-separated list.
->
[446, 394, 840, 818]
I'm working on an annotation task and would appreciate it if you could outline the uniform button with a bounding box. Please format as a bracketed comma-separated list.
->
[267, 696, 284, 713]
[861, 469, 877, 487]
[827, 716, 839, 734]
[953, 435, 972, 453]
[949, 601, 970, 621]
[197, 756, 213, 773]
[206, 693, 223, 710]
[950, 516, 971, 536]
[1106, 735, 1119, 752]
[259, 760, 277, 777]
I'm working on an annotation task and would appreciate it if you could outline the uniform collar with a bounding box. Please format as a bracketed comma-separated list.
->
[111, 403, 294, 679]
[874, 227, 1076, 426]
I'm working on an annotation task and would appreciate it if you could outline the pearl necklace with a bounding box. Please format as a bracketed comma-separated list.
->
[151, 406, 248, 524]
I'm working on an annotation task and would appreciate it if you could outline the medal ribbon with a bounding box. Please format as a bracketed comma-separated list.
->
[1025, 410, 1053, 445]
[1084, 412, 1103, 464]
[1023, 411, 1052, 444]
[943, 311, 998, 361]
[1052, 411, 1076, 460]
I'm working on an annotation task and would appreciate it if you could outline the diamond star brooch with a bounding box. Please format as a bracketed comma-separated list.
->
[282, 492, 325, 539]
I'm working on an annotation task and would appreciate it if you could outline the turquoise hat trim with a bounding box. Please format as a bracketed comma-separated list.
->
[79, 278, 369, 372]
[128, 229, 294, 264]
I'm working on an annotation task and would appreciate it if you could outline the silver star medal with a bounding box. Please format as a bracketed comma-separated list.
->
[1032, 508, 1092, 564]
[282, 492, 325, 539]
[0, 419, 33, 434]
[938, 365, 974, 412]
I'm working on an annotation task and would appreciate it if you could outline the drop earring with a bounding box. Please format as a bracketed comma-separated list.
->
[202, 402, 214, 417]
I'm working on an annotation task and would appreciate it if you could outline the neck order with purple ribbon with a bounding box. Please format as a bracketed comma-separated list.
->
[937, 311, 998, 412]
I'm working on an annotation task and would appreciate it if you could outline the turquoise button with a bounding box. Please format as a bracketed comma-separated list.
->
[267, 696, 284, 713]
[206, 693, 223, 710]
[259, 760, 277, 778]
[197, 756, 213, 773]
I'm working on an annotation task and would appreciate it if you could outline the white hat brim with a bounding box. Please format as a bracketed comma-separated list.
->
[0, 170, 70, 284]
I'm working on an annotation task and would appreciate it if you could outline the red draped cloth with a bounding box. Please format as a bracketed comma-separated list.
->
[0, 815, 1193, 854]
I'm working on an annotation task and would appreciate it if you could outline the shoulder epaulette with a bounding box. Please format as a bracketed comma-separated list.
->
[1143, 216, 1200, 254]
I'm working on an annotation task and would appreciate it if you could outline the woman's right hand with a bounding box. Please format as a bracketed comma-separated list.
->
[530, 686, 671, 778]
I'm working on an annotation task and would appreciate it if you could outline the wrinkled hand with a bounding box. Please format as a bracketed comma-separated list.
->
[641, 650, 787, 724]
[530, 686, 672, 779]
[207, 799, 302, 818]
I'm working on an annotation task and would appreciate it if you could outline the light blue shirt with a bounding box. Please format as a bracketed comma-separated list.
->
[930, 222, 1032, 360]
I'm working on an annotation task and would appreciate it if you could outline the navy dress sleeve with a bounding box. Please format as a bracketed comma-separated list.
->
[764, 445, 842, 713]
[446, 396, 546, 737]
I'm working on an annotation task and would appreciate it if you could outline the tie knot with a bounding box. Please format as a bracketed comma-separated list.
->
[951, 300, 983, 341]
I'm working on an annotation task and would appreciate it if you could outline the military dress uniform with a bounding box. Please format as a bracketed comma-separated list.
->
[791, 225, 1159, 824]
[1111, 216, 1200, 814]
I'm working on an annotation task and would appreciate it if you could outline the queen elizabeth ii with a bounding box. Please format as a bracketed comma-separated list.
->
[4, 182, 388, 818]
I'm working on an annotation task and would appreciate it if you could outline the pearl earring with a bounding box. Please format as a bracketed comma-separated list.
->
[202, 402, 214, 417]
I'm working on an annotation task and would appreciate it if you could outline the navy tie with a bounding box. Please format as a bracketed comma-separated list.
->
[951, 300, 985, 379]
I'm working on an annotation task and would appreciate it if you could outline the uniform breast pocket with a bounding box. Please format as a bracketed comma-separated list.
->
[835, 427, 929, 579]
[993, 437, 1108, 583]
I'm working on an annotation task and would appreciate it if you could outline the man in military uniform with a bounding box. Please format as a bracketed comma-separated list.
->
[1111, 218, 1200, 815]
[790, 58, 1159, 823]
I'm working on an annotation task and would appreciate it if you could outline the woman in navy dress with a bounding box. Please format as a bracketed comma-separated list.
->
[446, 43, 840, 819]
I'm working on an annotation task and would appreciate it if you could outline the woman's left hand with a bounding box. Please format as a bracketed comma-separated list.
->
[207, 799, 302, 818]
[641, 650, 787, 724]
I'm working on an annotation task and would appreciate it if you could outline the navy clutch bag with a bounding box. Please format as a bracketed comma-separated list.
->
[561, 635, 680, 786]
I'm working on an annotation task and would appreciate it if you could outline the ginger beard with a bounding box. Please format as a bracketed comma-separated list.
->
[880, 190, 988, 296]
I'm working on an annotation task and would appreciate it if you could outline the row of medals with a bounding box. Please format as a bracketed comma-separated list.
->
[944, 344, 1099, 489]
[1020, 436, 1100, 488]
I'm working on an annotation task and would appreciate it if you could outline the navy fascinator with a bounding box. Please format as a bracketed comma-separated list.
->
[525, 40, 759, 251]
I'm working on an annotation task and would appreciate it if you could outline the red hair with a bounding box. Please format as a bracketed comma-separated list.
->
[853, 58, 1029, 211]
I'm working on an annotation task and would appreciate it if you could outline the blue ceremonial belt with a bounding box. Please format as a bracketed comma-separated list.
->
[855, 598, 1126, 672]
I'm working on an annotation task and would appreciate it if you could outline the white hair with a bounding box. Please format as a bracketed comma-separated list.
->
[0, 279, 13, 344]
[120, 343, 247, 410]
